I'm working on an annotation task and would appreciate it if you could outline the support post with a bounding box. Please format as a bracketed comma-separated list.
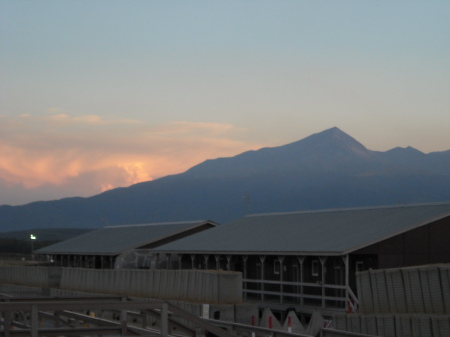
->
[166, 254, 171, 269]
[204, 255, 209, 270]
[190, 254, 196, 269]
[226, 255, 232, 271]
[259, 255, 266, 301]
[320, 257, 328, 308]
[343, 255, 350, 311]
[242, 256, 248, 300]
[178, 254, 183, 269]
[215, 255, 220, 270]
[297, 256, 305, 305]
[155, 253, 160, 270]
[278, 256, 285, 304]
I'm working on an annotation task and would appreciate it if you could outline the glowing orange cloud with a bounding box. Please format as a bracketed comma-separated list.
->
[0, 113, 263, 202]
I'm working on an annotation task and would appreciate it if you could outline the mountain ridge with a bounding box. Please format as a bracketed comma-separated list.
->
[184, 127, 377, 178]
[1, 127, 449, 232]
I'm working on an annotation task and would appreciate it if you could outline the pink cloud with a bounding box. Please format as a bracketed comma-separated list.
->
[0, 113, 263, 205]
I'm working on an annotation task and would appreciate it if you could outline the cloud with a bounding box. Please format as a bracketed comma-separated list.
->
[157, 121, 240, 136]
[0, 113, 261, 205]
[50, 114, 141, 126]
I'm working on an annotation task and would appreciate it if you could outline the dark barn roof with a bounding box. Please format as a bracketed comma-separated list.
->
[35, 220, 218, 256]
[154, 204, 450, 256]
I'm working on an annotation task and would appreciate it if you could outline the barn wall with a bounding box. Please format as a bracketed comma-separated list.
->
[353, 217, 450, 270]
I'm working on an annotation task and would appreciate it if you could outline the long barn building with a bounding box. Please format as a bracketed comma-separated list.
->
[35, 203, 450, 315]
[152, 203, 450, 313]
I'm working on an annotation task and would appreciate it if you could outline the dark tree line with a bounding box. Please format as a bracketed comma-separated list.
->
[0, 238, 57, 254]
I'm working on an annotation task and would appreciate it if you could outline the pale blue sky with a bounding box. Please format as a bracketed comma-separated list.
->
[1, 1, 449, 205]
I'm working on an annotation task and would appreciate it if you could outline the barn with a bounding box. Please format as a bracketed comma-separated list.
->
[35, 220, 218, 269]
[152, 203, 450, 313]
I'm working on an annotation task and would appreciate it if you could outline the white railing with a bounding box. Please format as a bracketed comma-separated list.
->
[243, 279, 358, 311]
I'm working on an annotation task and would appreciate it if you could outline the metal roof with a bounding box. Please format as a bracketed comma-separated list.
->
[35, 220, 218, 255]
[154, 203, 450, 256]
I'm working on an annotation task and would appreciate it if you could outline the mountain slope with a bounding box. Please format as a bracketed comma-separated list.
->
[184, 127, 379, 178]
[1, 127, 449, 232]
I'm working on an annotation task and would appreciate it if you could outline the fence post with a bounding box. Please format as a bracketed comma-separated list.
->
[3, 305, 11, 337]
[120, 297, 127, 336]
[31, 305, 38, 337]
[251, 315, 256, 337]
[161, 302, 169, 337]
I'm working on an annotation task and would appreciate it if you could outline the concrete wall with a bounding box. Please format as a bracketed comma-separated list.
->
[0, 266, 242, 304]
[333, 264, 450, 337]
[0, 266, 53, 288]
[356, 264, 450, 315]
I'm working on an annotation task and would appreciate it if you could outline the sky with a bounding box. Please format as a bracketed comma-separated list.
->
[1, 1, 449, 206]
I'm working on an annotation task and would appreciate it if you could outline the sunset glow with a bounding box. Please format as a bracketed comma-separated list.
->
[1, 1, 449, 205]
[0, 113, 262, 204]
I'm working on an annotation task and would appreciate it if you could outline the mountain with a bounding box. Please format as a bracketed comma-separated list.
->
[1, 127, 450, 232]
[184, 127, 378, 177]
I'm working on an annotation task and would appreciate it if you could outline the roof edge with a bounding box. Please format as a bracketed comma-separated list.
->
[246, 202, 450, 218]
[152, 250, 342, 257]
[114, 220, 220, 254]
[105, 219, 216, 228]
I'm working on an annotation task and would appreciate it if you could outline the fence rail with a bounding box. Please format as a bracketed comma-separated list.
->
[0, 297, 235, 337]
[320, 328, 378, 337]
[203, 317, 313, 337]
[243, 279, 358, 311]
